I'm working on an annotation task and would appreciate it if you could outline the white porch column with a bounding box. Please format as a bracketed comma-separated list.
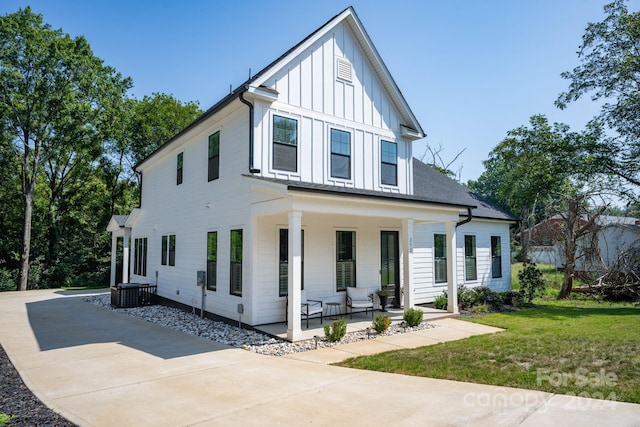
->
[287, 211, 303, 341]
[122, 228, 131, 284]
[402, 218, 415, 308]
[446, 221, 459, 314]
[110, 234, 117, 287]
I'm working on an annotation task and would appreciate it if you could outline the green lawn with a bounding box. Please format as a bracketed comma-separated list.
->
[337, 299, 640, 403]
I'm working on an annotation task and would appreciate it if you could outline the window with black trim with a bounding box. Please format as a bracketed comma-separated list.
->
[177, 152, 183, 185]
[133, 237, 147, 276]
[434, 234, 447, 283]
[464, 235, 477, 281]
[279, 229, 304, 297]
[230, 229, 243, 296]
[207, 232, 217, 291]
[273, 116, 297, 172]
[161, 234, 176, 267]
[208, 132, 220, 181]
[331, 129, 351, 179]
[336, 230, 356, 291]
[491, 236, 502, 278]
[381, 140, 397, 186]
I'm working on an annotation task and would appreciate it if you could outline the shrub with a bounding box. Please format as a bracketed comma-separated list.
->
[403, 307, 424, 327]
[470, 286, 502, 311]
[434, 291, 448, 310]
[372, 313, 392, 333]
[471, 303, 490, 313]
[502, 291, 524, 306]
[324, 318, 347, 342]
[457, 285, 476, 310]
[518, 262, 546, 303]
[0, 268, 17, 292]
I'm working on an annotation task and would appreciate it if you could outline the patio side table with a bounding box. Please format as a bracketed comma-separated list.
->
[325, 302, 341, 320]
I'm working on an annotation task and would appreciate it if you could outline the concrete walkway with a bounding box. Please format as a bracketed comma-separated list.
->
[1, 289, 638, 427]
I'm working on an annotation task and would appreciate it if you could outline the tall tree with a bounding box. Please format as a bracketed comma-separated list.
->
[0, 8, 131, 290]
[469, 115, 610, 298]
[556, 0, 640, 189]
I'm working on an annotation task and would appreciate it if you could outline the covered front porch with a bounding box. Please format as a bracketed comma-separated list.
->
[249, 178, 464, 341]
[255, 305, 453, 341]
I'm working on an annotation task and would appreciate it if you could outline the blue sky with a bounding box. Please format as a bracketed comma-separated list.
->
[3, 0, 637, 182]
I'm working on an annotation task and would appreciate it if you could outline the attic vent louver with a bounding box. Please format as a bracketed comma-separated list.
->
[336, 57, 352, 82]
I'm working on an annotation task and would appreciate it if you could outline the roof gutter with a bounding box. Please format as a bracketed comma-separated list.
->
[456, 207, 473, 228]
[239, 89, 260, 174]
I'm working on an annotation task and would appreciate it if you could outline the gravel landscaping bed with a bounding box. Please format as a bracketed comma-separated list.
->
[83, 294, 437, 356]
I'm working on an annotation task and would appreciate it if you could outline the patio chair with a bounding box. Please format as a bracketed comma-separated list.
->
[346, 287, 374, 319]
[301, 290, 323, 328]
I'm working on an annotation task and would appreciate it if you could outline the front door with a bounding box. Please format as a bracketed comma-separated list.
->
[380, 231, 400, 308]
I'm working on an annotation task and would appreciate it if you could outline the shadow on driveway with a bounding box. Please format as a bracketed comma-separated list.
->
[26, 294, 226, 360]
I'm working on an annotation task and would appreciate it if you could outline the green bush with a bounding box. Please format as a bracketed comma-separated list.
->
[518, 262, 546, 303]
[470, 286, 502, 311]
[372, 313, 392, 333]
[403, 307, 424, 327]
[471, 303, 490, 313]
[323, 319, 347, 342]
[434, 291, 448, 310]
[0, 268, 16, 292]
[501, 290, 524, 306]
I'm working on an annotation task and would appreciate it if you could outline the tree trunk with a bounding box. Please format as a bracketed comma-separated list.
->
[559, 238, 576, 299]
[18, 190, 34, 291]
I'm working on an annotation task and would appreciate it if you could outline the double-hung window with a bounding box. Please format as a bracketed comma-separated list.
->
[161, 235, 176, 267]
[208, 132, 220, 181]
[381, 140, 397, 186]
[133, 237, 147, 276]
[464, 235, 477, 281]
[230, 229, 243, 296]
[491, 236, 502, 278]
[434, 234, 447, 283]
[336, 231, 356, 291]
[207, 232, 217, 291]
[273, 116, 297, 172]
[331, 129, 351, 179]
[278, 229, 304, 297]
[176, 152, 183, 185]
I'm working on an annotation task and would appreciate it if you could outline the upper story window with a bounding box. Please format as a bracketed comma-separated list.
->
[273, 115, 297, 172]
[176, 152, 183, 185]
[331, 129, 351, 179]
[381, 140, 397, 186]
[208, 131, 220, 181]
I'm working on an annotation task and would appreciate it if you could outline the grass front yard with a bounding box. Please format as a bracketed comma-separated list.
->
[337, 298, 640, 404]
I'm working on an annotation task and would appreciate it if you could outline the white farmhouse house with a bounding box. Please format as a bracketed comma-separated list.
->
[107, 7, 515, 340]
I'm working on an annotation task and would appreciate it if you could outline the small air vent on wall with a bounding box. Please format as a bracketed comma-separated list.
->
[336, 57, 352, 82]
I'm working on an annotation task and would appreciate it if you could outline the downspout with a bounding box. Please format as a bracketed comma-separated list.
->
[239, 89, 260, 174]
[456, 208, 473, 228]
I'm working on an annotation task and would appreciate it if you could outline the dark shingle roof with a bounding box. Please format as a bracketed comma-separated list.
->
[113, 215, 129, 227]
[412, 158, 516, 221]
[245, 160, 515, 222]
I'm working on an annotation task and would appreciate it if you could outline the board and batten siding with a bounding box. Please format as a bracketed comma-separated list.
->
[412, 220, 512, 304]
[129, 101, 259, 322]
[254, 21, 412, 194]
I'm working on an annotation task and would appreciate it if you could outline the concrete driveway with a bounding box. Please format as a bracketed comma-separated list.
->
[1, 289, 638, 426]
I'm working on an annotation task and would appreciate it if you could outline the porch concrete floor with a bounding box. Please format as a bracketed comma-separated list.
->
[255, 305, 453, 341]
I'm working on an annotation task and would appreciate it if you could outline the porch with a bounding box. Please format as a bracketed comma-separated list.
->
[255, 305, 452, 341]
